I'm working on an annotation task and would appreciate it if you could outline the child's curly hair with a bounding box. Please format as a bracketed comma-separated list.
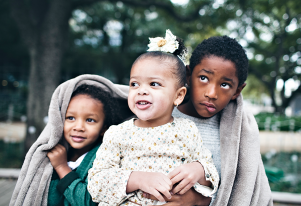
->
[71, 84, 122, 129]
[190, 36, 248, 87]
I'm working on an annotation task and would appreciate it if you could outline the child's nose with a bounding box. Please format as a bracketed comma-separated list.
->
[205, 85, 218, 99]
[138, 85, 149, 95]
[73, 120, 85, 131]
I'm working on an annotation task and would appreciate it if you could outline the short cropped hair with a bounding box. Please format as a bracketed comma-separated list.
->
[190, 36, 248, 87]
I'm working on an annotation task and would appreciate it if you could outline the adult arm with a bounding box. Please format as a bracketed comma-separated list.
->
[144, 188, 212, 206]
[126, 171, 172, 202]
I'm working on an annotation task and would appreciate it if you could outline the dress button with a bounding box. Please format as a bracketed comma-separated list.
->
[181, 158, 185, 162]
[206, 174, 210, 178]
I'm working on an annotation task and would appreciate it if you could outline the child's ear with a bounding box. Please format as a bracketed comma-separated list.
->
[174, 86, 187, 106]
[186, 65, 192, 86]
[231, 83, 246, 100]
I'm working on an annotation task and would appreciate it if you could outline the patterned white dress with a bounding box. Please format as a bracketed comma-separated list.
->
[88, 118, 219, 206]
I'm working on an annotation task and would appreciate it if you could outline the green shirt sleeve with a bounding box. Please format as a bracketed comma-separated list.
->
[48, 144, 100, 206]
[49, 170, 97, 206]
[57, 171, 79, 194]
[48, 171, 64, 206]
[62, 175, 97, 206]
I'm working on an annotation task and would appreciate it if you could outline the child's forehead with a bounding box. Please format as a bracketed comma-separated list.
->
[195, 56, 239, 82]
[199, 56, 237, 72]
[69, 94, 103, 108]
[131, 58, 176, 76]
[200, 55, 236, 67]
[137, 56, 174, 67]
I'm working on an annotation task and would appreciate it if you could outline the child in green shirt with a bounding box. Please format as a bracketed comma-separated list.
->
[47, 84, 123, 206]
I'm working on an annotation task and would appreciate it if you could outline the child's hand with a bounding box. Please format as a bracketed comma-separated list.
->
[127, 171, 173, 202]
[47, 144, 71, 178]
[167, 162, 206, 195]
[47, 144, 68, 168]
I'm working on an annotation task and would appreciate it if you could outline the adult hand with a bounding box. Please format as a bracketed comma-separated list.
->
[144, 188, 211, 206]
[47, 144, 71, 178]
[167, 162, 209, 195]
[126, 171, 173, 202]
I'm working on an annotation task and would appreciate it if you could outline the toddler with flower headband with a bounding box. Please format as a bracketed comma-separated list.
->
[87, 30, 219, 206]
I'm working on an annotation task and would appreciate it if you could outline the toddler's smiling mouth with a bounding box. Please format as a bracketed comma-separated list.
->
[136, 100, 152, 109]
[137, 101, 151, 105]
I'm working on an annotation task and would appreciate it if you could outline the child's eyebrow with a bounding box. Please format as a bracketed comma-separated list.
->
[221, 77, 235, 84]
[130, 76, 164, 81]
[65, 111, 74, 115]
[201, 69, 214, 74]
[199, 69, 235, 84]
[85, 113, 98, 117]
[66, 111, 98, 117]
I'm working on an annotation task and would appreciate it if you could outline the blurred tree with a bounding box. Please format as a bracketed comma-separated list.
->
[225, 0, 301, 114]
[9, 0, 73, 152]
[9, 0, 232, 152]
[62, 0, 232, 83]
[0, 1, 28, 69]
[0, 1, 29, 122]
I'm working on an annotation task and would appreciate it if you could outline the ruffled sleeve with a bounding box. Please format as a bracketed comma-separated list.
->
[189, 121, 220, 197]
[87, 125, 134, 205]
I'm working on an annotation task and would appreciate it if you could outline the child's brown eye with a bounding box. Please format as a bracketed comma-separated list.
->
[87, 118, 95, 122]
[221, 83, 230, 89]
[150, 82, 160, 86]
[66, 116, 75, 121]
[131, 82, 139, 87]
[200, 76, 208, 82]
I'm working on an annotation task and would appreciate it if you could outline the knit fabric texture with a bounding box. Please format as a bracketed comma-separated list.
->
[172, 108, 221, 205]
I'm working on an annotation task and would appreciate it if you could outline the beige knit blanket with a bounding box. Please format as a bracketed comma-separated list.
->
[10, 74, 131, 206]
[212, 94, 273, 206]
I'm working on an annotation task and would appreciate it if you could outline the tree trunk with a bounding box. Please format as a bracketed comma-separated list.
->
[10, 0, 72, 152]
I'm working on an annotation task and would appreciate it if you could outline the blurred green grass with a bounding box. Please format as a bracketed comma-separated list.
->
[262, 151, 301, 193]
[255, 113, 301, 132]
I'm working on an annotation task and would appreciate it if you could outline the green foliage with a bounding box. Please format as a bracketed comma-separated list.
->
[61, 1, 230, 84]
[2, 0, 301, 118]
[269, 180, 301, 193]
[265, 165, 284, 183]
[255, 112, 301, 131]
[62, 2, 168, 83]
[0, 1, 29, 69]
[262, 151, 301, 193]
[0, 1, 29, 121]
[242, 74, 269, 99]
[226, 0, 301, 113]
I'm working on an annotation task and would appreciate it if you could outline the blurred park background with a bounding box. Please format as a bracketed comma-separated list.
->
[0, 0, 301, 205]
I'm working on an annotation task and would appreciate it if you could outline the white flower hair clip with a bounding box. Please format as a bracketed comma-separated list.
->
[147, 29, 179, 53]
